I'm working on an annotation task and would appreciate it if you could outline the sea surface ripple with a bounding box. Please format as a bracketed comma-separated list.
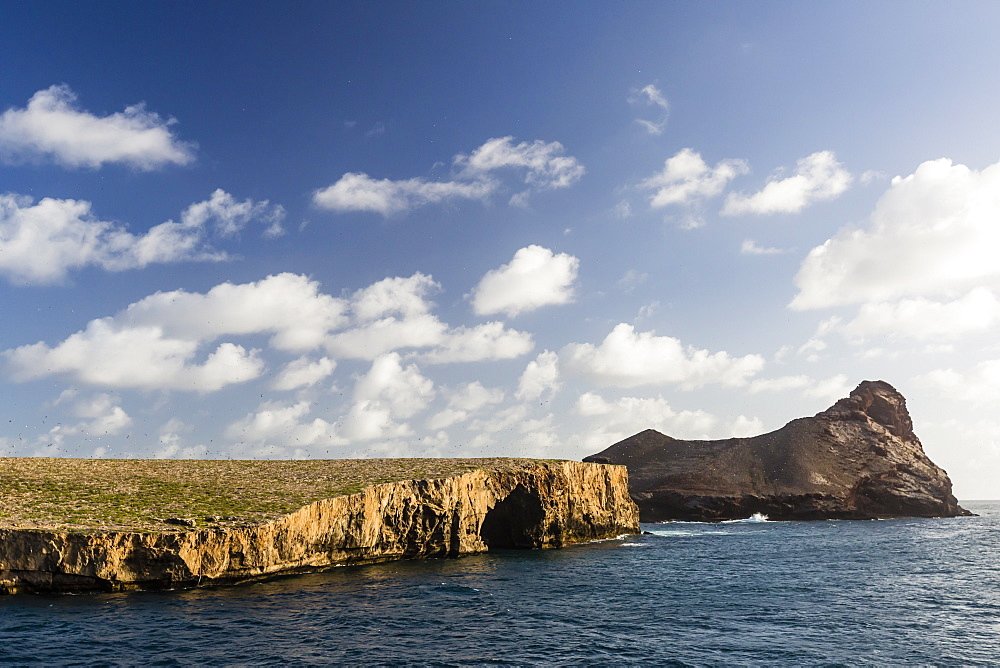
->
[2, 502, 998, 666]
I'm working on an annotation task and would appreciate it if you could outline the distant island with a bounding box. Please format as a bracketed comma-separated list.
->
[0, 458, 638, 594]
[586, 380, 971, 521]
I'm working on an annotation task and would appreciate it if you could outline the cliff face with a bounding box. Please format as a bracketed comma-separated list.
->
[0, 461, 637, 594]
[585, 381, 970, 522]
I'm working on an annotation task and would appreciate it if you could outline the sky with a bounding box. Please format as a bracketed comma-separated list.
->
[2, 1, 999, 499]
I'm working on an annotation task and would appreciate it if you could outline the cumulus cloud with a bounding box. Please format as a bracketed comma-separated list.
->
[839, 288, 1000, 342]
[642, 148, 748, 208]
[314, 136, 583, 215]
[272, 356, 336, 391]
[181, 188, 286, 238]
[324, 274, 447, 359]
[748, 375, 813, 394]
[0, 190, 284, 285]
[791, 157, 1000, 310]
[630, 84, 670, 135]
[574, 392, 717, 450]
[426, 381, 504, 430]
[5, 321, 264, 392]
[0, 84, 194, 169]
[353, 353, 435, 420]
[723, 151, 852, 215]
[516, 350, 560, 401]
[122, 273, 346, 352]
[418, 322, 534, 364]
[225, 400, 339, 446]
[561, 323, 764, 389]
[3, 273, 341, 392]
[919, 361, 1000, 406]
[470, 245, 579, 317]
[748, 373, 851, 403]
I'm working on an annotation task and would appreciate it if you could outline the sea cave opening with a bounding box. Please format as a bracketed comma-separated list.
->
[479, 484, 546, 549]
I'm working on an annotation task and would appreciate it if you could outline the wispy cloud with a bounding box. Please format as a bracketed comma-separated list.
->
[313, 136, 584, 215]
[629, 83, 670, 135]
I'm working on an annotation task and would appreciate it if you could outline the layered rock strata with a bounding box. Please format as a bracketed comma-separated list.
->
[585, 380, 970, 521]
[0, 461, 637, 594]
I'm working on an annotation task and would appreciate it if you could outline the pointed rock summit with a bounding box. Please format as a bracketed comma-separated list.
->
[584, 380, 971, 521]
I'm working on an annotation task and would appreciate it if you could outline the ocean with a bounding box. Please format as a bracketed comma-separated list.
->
[2, 502, 998, 666]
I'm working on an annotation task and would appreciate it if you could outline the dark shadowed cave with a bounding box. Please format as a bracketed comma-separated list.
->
[479, 484, 545, 549]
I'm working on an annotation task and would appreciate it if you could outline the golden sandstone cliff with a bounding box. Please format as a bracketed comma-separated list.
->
[0, 460, 638, 594]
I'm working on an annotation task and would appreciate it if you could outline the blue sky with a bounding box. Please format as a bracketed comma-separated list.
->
[3, 1, 1000, 498]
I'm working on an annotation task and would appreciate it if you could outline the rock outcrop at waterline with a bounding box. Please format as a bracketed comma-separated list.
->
[585, 381, 970, 522]
[0, 461, 638, 594]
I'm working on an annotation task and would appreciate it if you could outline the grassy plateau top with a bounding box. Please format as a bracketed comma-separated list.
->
[0, 457, 561, 533]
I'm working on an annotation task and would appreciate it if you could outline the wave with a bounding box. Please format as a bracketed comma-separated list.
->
[722, 512, 769, 523]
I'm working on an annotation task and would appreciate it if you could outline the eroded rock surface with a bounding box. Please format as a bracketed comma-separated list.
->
[0, 461, 637, 594]
[585, 381, 970, 522]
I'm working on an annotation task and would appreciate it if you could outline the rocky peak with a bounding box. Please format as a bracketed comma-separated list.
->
[823, 380, 915, 442]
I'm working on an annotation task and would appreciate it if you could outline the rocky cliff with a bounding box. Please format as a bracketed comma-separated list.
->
[585, 380, 970, 521]
[0, 460, 637, 594]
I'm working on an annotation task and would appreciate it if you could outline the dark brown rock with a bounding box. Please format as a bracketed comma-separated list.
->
[584, 380, 972, 521]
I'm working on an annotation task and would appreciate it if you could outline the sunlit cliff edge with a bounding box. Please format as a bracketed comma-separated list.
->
[0, 460, 638, 594]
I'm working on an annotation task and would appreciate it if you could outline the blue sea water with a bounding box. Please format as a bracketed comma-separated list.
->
[2, 502, 998, 667]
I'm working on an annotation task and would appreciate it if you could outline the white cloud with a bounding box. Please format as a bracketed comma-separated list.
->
[748, 373, 851, 404]
[272, 356, 336, 391]
[68, 393, 132, 436]
[455, 136, 585, 190]
[561, 323, 764, 389]
[326, 313, 448, 360]
[574, 392, 717, 450]
[723, 151, 852, 215]
[418, 322, 534, 364]
[740, 239, 789, 256]
[840, 288, 1000, 342]
[3, 273, 342, 392]
[353, 353, 435, 420]
[0, 84, 194, 169]
[516, 350, 561, 401]
[426, 381, 504, 430]
[351, 273, 438, 321]
[123, 273, 347, 352]
[630, 84, 670, 135]
[749, 375, 812, 394]
[470, 245, 579, 317]
[181, 188, 286, 237]
[225, 400, 339, 446]
[730, 415, 765, 437]
[803, 374, 852, 403]
[919, 360, 1000, 406]
[5, 321, 264, 392]
[791, 157, 1000, 310]
[642, 148, 748, 208]
[312, 172, 494, 216]
[0, 190, 283, 285]
[314, 136, 583, 215]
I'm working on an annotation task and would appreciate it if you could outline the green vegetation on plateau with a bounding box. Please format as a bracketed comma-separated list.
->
[0, 457, 561, 533]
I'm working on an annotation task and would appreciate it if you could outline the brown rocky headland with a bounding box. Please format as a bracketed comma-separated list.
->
[585, 380, 971, 522]
[0, 458, 638, 594]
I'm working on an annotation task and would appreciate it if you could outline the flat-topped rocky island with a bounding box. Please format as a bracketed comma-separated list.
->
[0, 458, 638, 594]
